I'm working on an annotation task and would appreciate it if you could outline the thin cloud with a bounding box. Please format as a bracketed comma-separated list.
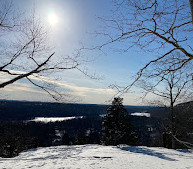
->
[28, 74, 115, 96]
[1, 70, 116, 98]
[2, 82, 46, 94]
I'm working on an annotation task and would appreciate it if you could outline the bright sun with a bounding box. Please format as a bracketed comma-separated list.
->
[47, 12, 59, 26]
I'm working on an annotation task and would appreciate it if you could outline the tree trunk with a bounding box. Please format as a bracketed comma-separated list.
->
[170, 102, 176, 149]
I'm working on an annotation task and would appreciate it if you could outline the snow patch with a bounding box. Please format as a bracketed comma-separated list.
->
[131, 112, 150, 117]
[28, 116, 83, 123]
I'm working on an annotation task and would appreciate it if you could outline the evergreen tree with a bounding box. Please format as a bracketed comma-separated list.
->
[103, 97, 137, 146]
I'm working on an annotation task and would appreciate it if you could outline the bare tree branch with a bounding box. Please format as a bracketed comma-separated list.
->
[0, 2, 88, 101]
[91, 0, 193, 100]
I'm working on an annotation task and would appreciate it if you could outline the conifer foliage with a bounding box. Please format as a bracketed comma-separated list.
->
[103, 97, 137, 146]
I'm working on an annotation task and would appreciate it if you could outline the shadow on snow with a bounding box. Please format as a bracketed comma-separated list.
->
[117, 146, 177, 161]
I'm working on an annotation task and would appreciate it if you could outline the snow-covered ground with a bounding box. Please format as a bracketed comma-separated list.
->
[0, 145, 193, 169]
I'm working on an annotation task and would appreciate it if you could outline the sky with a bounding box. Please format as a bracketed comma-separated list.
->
[0, 0, 181, 105]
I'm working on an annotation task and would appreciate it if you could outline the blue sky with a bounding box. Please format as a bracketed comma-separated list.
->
[0, 0, 166, 105]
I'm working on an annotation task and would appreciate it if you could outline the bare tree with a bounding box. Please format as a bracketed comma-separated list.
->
[88, 0, 193, 148]
[93, 0, 193, 94]
[137, 62, 193, 148]
[0, 2, 81, 101]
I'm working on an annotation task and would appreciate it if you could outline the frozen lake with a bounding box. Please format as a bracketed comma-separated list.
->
[28, 116, 83, 123]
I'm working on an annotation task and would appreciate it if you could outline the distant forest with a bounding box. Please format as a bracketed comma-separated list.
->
[1, 100, 193, 158]
[0, 100, 168, 121]
[0, 100, 169, 157]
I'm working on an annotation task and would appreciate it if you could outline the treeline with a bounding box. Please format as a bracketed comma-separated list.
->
[0, 100, 109, 121]
[0, 115, 102, 157]
[3, 99, 193, 158]
[0, 100, 166, 121]
[0, 114, 165, 158]
[0, 121, 38, 158]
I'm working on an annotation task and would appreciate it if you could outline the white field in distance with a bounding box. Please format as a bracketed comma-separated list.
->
[28, 116, 83, 123]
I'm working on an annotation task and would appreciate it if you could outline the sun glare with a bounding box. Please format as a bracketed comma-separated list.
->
[47, 12, 59, 26]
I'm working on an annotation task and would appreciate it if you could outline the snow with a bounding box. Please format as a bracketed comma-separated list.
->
[131, 112, 150, 117]
[1, 145, 193, 169]
[101, 112, 151, 118]
[28, 116, 83, 123]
